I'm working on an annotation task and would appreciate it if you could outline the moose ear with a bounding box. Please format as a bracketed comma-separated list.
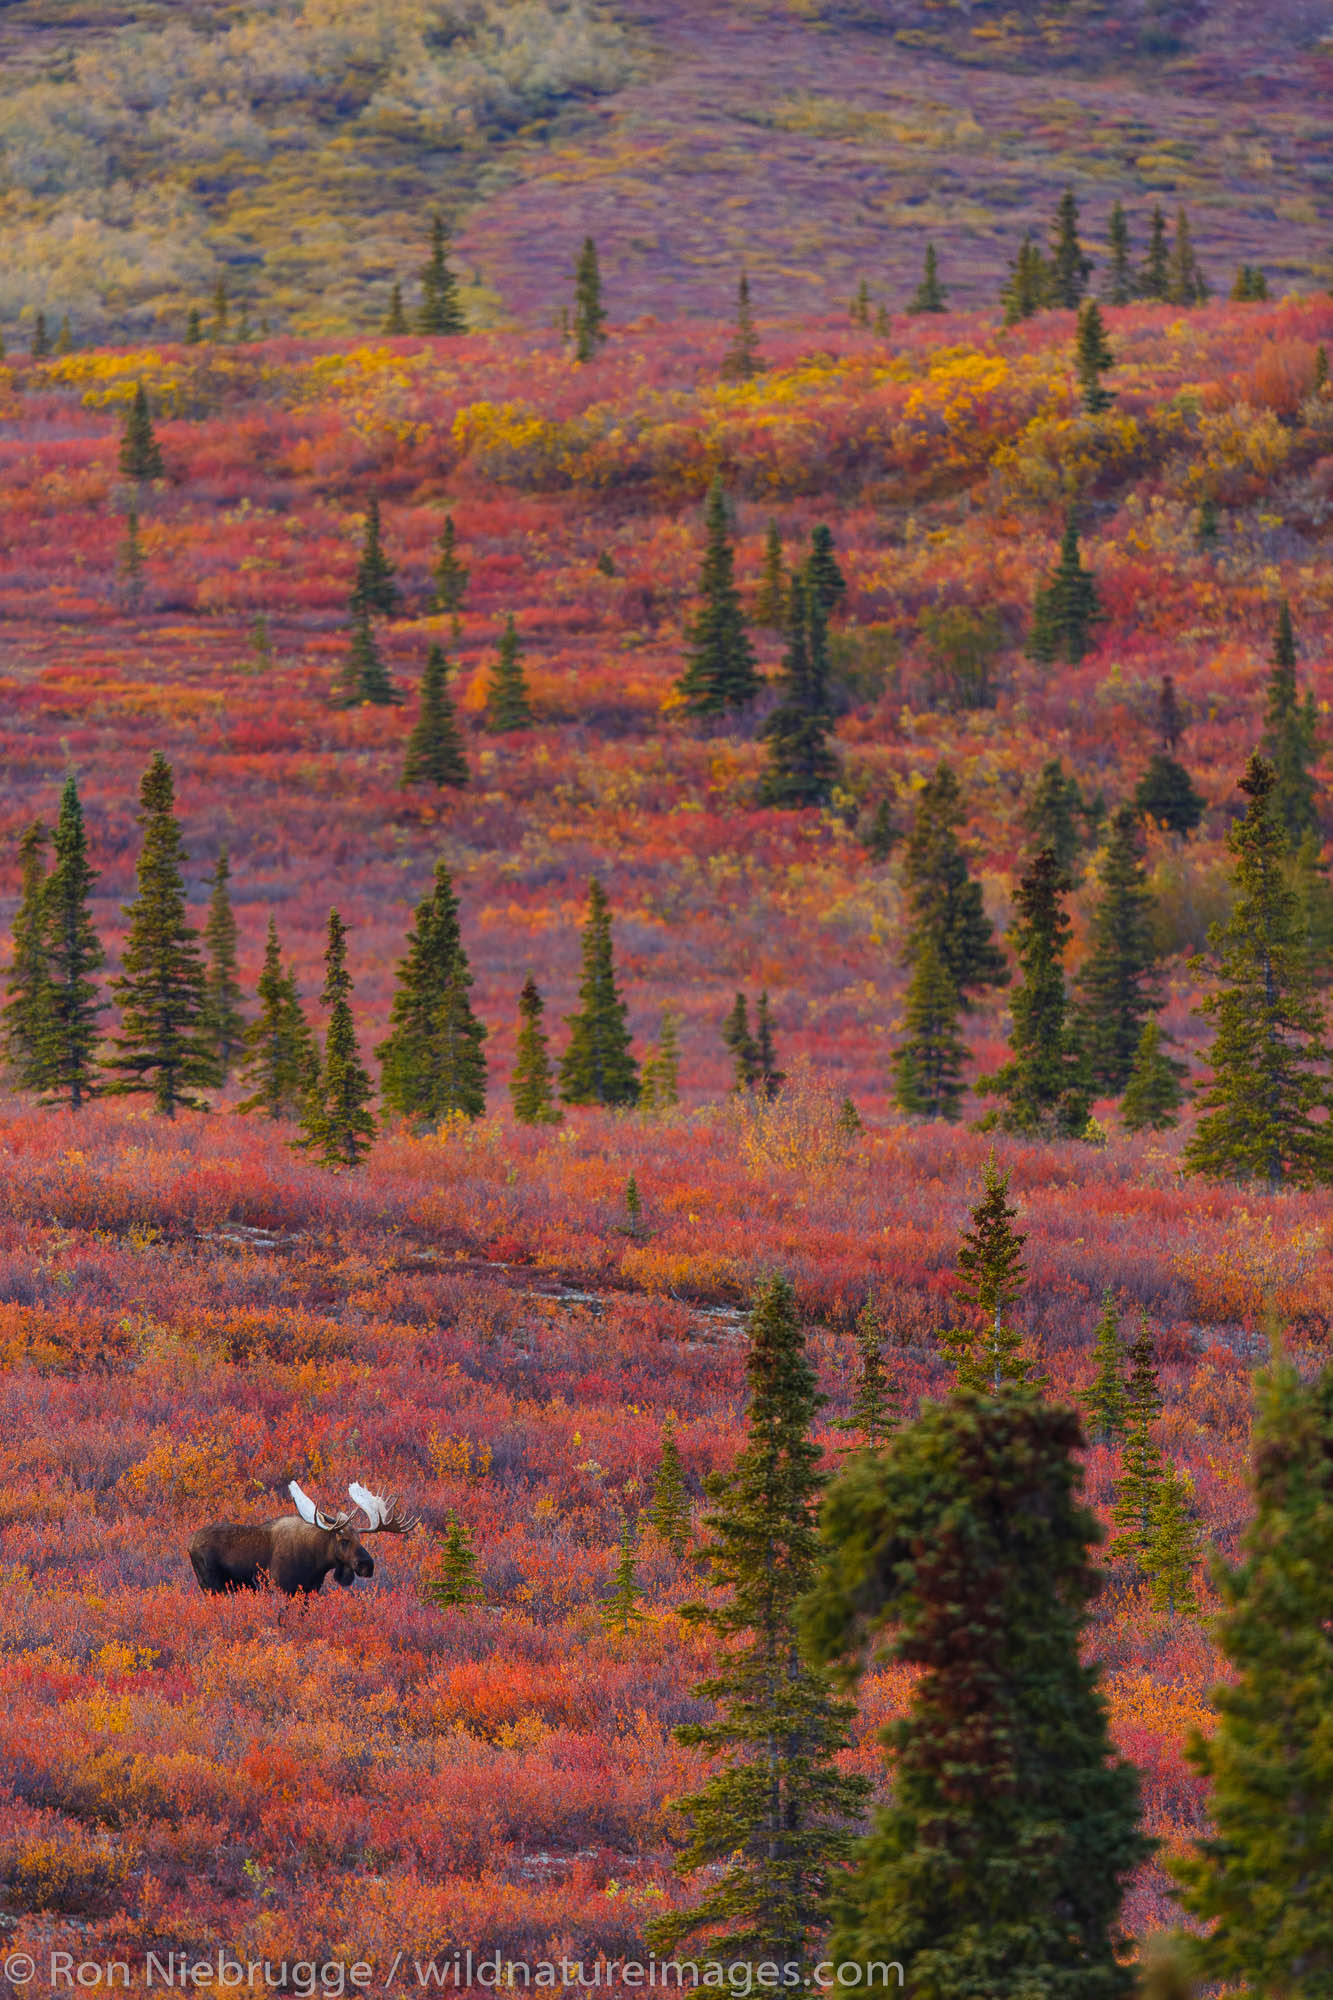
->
[289, 1480, 318, 1525]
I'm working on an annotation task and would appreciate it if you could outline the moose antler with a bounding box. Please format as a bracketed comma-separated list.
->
[289, 1480, 353, 1533]
[348, 1481, 418, 1535]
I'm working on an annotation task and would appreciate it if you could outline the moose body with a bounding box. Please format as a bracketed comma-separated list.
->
[189, 1481, 415, 1597]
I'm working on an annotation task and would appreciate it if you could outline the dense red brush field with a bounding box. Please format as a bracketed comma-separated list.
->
[0, 290, 1331, 1978]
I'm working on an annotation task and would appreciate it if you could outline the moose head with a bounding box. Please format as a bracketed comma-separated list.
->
[189, 1480, 418, 1596]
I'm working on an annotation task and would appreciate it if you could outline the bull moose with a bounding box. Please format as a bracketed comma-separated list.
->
[189, 1480, 417, 1596]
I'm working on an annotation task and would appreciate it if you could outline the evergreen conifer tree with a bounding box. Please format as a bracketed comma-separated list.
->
[1140, 206, 1170, 300]
[299, 909, 375, 1167]
[804, 1389, 1149, 1997]
[648, 1417, 691, 1554]
[754, 991, 783, 1100]
[1113, 1316, 1165, 1565]
[42, 778, 104, 1110]
[834, 1295, 898, 1447]
[1175, 1351, 1333, 1994]
[901, 762, 1009, 1004]
[722, 991, 760, 1092]
[982, 848, 1091, 1138]
[3, 822, 53, 1093]
[350, 496, 398, 618]
[863, 795, 898, 861]
[418, 214, 465, 336]
[485, 615, 533, 731]
[377, 861, 486, 1127]
[1134, 751, 1205, 836]
[338, 609, 401, 707]
[754, 520, 786, 629]
[510, 974, 560, 1124]
[1087, 1291, 1128, 1445]
[907, 242, 946, 313]
[1021, 758, 1085, 876]
[624, 1170, 643, 1232]
[1230, 263, 1269, 302]
[1001, 234, 1048, 324]
[403, 645, 468, 788]
[943, 1154, 1036, 1394]
[559, 879, 638, 1107]
[1260, 599, 1319, 848]
[1145, 1466, 1201, 1616]
[1159, 671, 1185, 752]
[804, 524, 846, 619]
[202, 849, 245, 1085]
[211, 277, 229, 339]
[236, 917, 315, 1121]
[186, 307, 202, 344]
[423, 1514, 484, 1608]
[1196, 493, 1220, 545]
[431, 514, 469, 615]
[1075, 298, 1116, 413]
[1186, 755, 1331, 1187]
[120, 506, 146, 609]
[603, 1513, 646, 1633]
[384, 282, 407, 335]
[106, 754, 214, 1115]
[1048, 186, 1092, 307]
[639, 1008, 682, 1116]
[675, 480, 760, 718]
[1079, 803, 1161, 1092]
[1103, 200, 1134, 304]
[1166, 207, 1207, 306]
[53, 313, 69, 354]
[118, 383, 164, 482]
[757, 574, 838, 808]
[891, 933, 967, 1121]
[30, 311, 50, 359]
[1121, 1017, 1186, 1132]
[1028, 511, 1102, 665]
[721, 271, 762, 382]
[572, 237, 606, 362]
[647, 1275, 868, 1974]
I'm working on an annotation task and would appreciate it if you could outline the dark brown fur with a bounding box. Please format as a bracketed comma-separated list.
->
[188, 1514, 375, 1596]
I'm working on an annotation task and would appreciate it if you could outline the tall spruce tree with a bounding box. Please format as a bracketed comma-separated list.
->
[236, 917, 315, 1121]
[723, 992, 760, 1093]
[558, 879, 638, 1106]
[30, 311, 51, 360]
[943, 1154, 1035, 1394]
[1260, 599, 1319, 848]
[299, 909, 375, 1167]
[485, 615, 533, 731]
[1103, 201, 1134, 304]
[675, 480, 760, 718]
[1075, 299, 1116, 413]
[1048, 185, 1092, 307]
[403, 645, 468, 788]
[1186, 755, 1331, 1188]
[721, 271, 762, 381]
[1175, 1351, 1333, 1996]
[1029, 511, 1102, 665]
[350, 497, 398, 618]
[202, 849, 246, 1085]
[1166, 207, 1207, 306]
[418, 214, 465, 336]
[431, 514, 469, 615]
[804, 524, 846, 620]
[1140, 206, 1170, 300]
[804, 1389, 1149, 1998]
[1079, 803, 1161, 1093]
[983, 848, 1091, 1138]
[907, 242, 946, 313]
[338, 609, 401, 707]
[754, 520, 786, 629]
[1001, 234, 1049, 324]
[106, 755, 214, 1115]
[510, 974, 560, 1125]
[572, 237, 607, 362]
[377, 861, 486, 1127]
[3, 822, 53, 1093]
[891, 933, 968, 1121]
[118, 382, 164, 482]
[42, 778, 104, 1110]
[757, 573, 838, 807]
[646, 1275, 868, 1974]
[1021, 758, 1085, 877]
[1087, 1291, 1128, 1445]
[1121, 1017, 1185, 1132]
[901, 762, 1009, 1005]
[754, 991, 783, 1100]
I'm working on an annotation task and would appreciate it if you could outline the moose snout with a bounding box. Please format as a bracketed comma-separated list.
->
[356, 1553, 374, 1577]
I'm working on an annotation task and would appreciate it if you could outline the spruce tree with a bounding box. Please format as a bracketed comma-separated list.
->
[120, 507, 146, 608]
[55, 313, 72, 353]
[1144, 1466, 1201, 1616]
[106, 755, 215, 1115]
[1048, 186, 1092, 308]
[2, 822, 53, 1093]
[864, 794, 898, 861]
[118, 383, 164, 482]
[907, 242, 946, 313]
[722, 991, 759, 1092]
[1186, 754, 1331, 1188]
[901, 762, 1009, 1004]
[184, 305, 202, 344]
[201, 849, 245, 1085]
[1087, 1291, 1128, 1445]
[559, 878, 638, 1107]
[1079, 803, 1160, 1093]
[1230, 263, 1269, 303]
[982, 847, 1090, 1139]
[1140, 206, 1170, 300]
[1075, 298, 1116, 413]
[377, 860, 486, 1127]
[675, 480, 760, 718]
[942, 1154, 1036, 1394]
[754, 520, 786, 628]
[572, 236, 606, 362]
[1021, 758, 1084, 876]
[1196, 492, 1220, 545]
[384, 282, 407, 335]
[403, 645, 468, 788]
[485, 615, 533, 731]
[757, 573, 838, 807]
[431, 514, 469, 615]
[338, 610, 401, 707]
[1260, 598, 1319, 848]
[834, 1295, 898, 1447]
[510, 974, 560, 1125]
[1028, 511, 1102, 665]
[211, 276, 229, 339]
[1112, 1315, 1165, 1565]
[804, 1390, 1149, 1998]
[804, 523, 846, 620]
[646, 1275, 868, 1974]
[891, 933, 968, 1121]
[1158, 671, 1185, 753]
[1103, 200, 1134, 305]
[1175, 1352, 1333, 1995]
[603, 1513, 646, 1633]
[349, 496, 398, 618]
[41, 778, 104, 1110]
[754, 990, 783, 1100]
[648, 1417, 691, 1555]
[418, 214, 465, 336]
[299, 909, 375, 1167]
[236, 917, 315, 1121]
[639, 1008, 681, 1116]
[1166, 207, 1207, 306]
[423, 1514, 484, 1608]
[1121, 1017, 1186, 1132]
[30, 311, 51, 360]
[1134, 750, 1205, 836]
[721, 271, 762, 382]
[1001, 234, 1048, 324]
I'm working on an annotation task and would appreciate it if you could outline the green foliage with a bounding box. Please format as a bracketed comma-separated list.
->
[377, 860, 486, 1126]
[647, 1275, 867, 1973]
[639, 1008, 681, 1117]
[1075, 298, 1116, 414]
[675, 480, 760, 719]
[1186, 754, 1331, 1188]
[202, 849, 246, 1085]
[1028, 510, 1102, 665]
[30, 311, 50, 359]
[558, 878, 638, 1107]
[338, 610, 401, 707]
[119, 506, 146, 608]
[1113, 1316, 1165, 1565]
[753, 519, 786, 629]
[510, 974, 560, 1125]
[757, 572, 839, 808]
[1103, 200, 1133, 305]
[2, 822, 53, 1095]
[803, 524, 845, 620]
[1001, 232, 1048, 324]
[1260, 599, 1319, 848]
[721, 270, 762, 382]
[1087, 1290, 1127, 1446]
[943, 1154, 1036, 1394]
[648, 1417, 691, 1555]
[403, 645, 468, 788]
[1175, 1351, 1333, 1996]
[982, 848, 1090, 1139]
[118, 383, 163, 482]
[431, 514, 469, 615]
[41, 778, 105, 1111]
[834, 1295, 898, 1448]
[1166, 207, 1208, 306]
[1140, 205, 1170, 300]
[901, 762, 1008, 1005]
[418, 214, 465, 336]
[1230, 263, 1269, 302]
[572, 236, 606, 362]
[862, 794, 899, 860]
[892, 933, 967, 1122]
[603, 1513, 645, 1633]
[384, 282, 407, 335]
[907, 241, 946, 313]
[722, 991, 759, 1093]
[423, 1514, 484, 1608]
[1048, 185, 1092, 308]
[1021, 758, 1085, 876]
[1121, 1018, 1185, 1133]
[804, 1389, 1149, 2000]
[919, 602, 1002, 712]
[237, 917, 315, 1122]
[1144, 1466, 1201, 1616]
[349, 496, 398, 618]
[299, 909, 376, 1168]
[105, 753, 214, 1117]
[485, 615, 533, 732]
[1134, 751, 1205, 836]
[1080, 803, 1161, 1093]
